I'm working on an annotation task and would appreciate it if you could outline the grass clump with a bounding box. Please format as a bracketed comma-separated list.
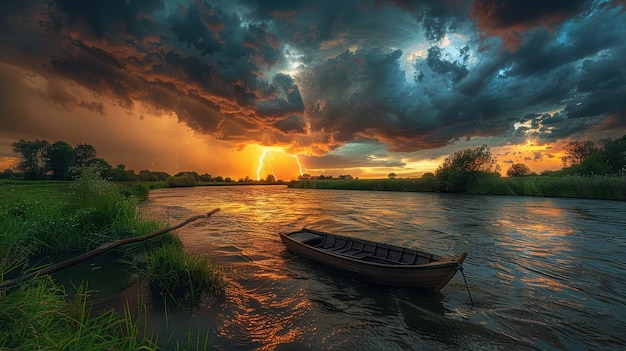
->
[119, 182, 150, 201]
[145, 244, 227, 305]
[0, 277, 157, 350]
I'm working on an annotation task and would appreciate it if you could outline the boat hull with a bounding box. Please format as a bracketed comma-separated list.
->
[279, 228, 466, 292]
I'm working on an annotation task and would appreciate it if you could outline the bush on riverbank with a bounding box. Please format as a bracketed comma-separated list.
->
[166, 173, 196, 187]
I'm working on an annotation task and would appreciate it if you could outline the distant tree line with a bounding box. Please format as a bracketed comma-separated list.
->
[5, 135, 625, 191]
[296, 134, 626, 194]
[8, 140, 99, 180]
[297, 174, 357, 181]
[2, 139, 237, 183]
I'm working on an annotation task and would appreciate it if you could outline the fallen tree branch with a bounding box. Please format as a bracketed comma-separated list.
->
[0, 208, 220, 290]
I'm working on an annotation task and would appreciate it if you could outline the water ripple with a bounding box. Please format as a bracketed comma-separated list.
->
[136, 187, 626, 351]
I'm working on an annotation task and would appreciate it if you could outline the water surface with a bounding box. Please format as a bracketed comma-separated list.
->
[130, 186, 626, 350]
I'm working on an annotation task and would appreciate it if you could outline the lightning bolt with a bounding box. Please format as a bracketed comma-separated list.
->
[290, 153, 305, 175]
[256, 147, 306, 180]
[174, 131, 194, 170]
[256, 149, 269, 180]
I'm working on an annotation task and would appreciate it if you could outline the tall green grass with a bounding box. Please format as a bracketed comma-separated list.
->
[145, 244, 226, 305]
[0, 170, 173, 266]
[0, 277, 157, 350]
[288, 175, 626, 200]
[470, 175, 626, 200]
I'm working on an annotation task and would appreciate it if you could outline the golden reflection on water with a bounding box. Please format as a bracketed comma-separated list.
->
[491, 200, 579, 302]
[523, 275, 567, 292]
[498, 203, 574, 237]
[217, 273, 312, 351]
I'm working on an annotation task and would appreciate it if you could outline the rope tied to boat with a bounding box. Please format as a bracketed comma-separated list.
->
[458, 264, 474, 307]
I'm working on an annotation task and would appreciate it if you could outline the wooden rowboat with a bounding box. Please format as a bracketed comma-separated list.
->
[279, 228, 467, 292]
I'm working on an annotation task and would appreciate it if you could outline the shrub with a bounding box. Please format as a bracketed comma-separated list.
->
[166, 174, 196, 187]
[145, 244, 226, 304]
[435, 145, 500, 192]
[506, 163, 532, 177]
[122, 182, 149, 201]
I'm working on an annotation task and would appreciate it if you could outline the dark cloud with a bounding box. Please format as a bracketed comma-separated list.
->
[53, 0, 164, 38]
[378, 0, 471, 41]
[1, 0, 625, 172]
[256, 73, 305, 118]
[471, 0, 592, 50]
[426, 45, 470, 82]
[272, 115, 307, 134]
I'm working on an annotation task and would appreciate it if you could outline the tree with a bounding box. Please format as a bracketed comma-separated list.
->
[176, 171, 200, 181]
[0, 169, 15, 179]
[266, 174, 276, 182]
[85, 158, 113, 179]
[74, 143, 97, 167]
[560, 136, 626, 175]
[568, 153, 611, 175]
[152, 171, 170, 181]
[435, 144, 500, 192]
[11, 139, 50, 180]
[46, 141, 76, 180]
[599, 135, 626, 174]
[107, 164, 137, 181]
[506, 163, 532, 177]
[388, 172, 397, 179]
[561, 140, 597, 168]
[199, 173, 213, 182]
[166, 173, 195, 187]
[138, 170, 152, 182]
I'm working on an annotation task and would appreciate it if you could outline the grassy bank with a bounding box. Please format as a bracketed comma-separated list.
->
[289, 175, 626, 201]
[0, 175, 225, 350]
[470, 175, 626, 200]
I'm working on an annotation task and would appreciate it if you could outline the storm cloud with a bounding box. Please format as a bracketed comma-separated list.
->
[1, 0, 625, 170]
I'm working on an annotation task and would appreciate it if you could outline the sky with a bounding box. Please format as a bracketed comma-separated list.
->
[1, 0, 625, 180]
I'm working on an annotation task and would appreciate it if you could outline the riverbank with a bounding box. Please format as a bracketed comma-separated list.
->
[288, 175, 626, 201]
[0, 177, 224, 350]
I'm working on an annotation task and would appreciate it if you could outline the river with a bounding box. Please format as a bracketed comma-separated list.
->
[104, 186, 626, 350]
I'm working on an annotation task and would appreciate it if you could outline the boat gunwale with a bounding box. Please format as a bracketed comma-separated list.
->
[279, 228, 466, 270]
